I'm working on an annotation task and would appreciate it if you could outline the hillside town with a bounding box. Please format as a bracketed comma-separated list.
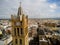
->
[0, 18, 60, 45]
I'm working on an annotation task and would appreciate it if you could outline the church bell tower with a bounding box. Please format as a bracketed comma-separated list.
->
[11, 2, 28, 45]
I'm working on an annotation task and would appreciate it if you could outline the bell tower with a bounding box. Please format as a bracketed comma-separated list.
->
[11, 2, 28, 45]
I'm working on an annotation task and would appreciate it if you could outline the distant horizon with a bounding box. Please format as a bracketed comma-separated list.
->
[0, 17, 60, 19]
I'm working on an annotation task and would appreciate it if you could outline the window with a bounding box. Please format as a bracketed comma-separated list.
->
[20, 21, 22, 25]
[15, 39, 17, 44]
[17, 28, 19, 36]
[14, 28, 16, 36]
[20, 39, 22, 45]
[21, 28, 23, 34]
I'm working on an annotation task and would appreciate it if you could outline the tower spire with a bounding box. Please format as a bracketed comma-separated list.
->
[17, 1, 23, 16]
[20, 2, 21, 7]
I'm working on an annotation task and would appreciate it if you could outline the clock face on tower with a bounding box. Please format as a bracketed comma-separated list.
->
[16, 22, 20, 26]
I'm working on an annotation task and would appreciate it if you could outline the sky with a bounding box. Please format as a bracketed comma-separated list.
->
[0, 0, 60, 18]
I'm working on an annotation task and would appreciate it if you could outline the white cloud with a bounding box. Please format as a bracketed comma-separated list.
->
[49, 3, 58, 12]
[49, 4, 57, 9]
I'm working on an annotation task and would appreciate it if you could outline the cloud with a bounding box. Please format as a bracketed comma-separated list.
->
[49, 3, 57, 12]
[49, 4, 57, 9]
[39, 0, 47, 2]
[49, 9, 55, 12]
[0, 0, 60, 18]
[23, 0, 59, 18]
